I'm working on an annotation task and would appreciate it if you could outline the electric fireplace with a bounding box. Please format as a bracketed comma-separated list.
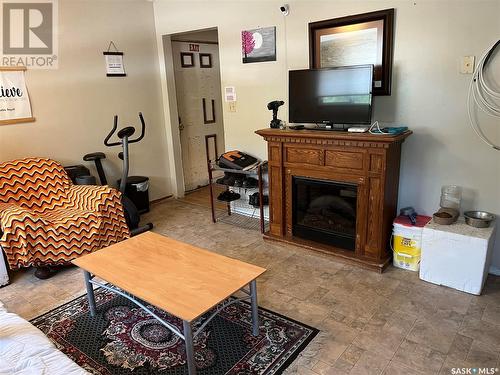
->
[256, 127, 411, 272]
[293, 177, 357, 250]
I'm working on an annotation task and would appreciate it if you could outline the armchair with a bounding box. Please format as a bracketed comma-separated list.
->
[0, 157, 130, 279]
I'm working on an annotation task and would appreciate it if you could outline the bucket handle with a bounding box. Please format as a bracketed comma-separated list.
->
[394, 252, 415, 258]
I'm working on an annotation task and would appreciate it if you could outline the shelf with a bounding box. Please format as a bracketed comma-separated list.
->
[218, 213, 269, 232]
[210, 160, 268, 176]
[208, 159, 268, 233]
[213, 182, 263, 191]
[215, 188, 268, 209]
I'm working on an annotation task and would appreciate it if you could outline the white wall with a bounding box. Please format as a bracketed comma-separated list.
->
[171, 29, 218, 43]
[153, 0, 500, 270]
[0, 0, 171, 200]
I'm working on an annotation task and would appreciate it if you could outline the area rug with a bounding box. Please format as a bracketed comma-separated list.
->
[31, 288, 318, 374]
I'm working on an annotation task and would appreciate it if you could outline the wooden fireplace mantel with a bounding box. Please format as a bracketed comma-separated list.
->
[256, 128, 412, 272]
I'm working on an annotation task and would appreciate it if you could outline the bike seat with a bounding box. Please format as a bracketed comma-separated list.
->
[83, 152, 106, 161]
[117, 127, 135, 139]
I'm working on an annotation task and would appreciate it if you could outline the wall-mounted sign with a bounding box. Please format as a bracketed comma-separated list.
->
[189, 44, 199, 52]
[103, 41, 126, 77]
[0, 66, 35, 125]
[103, 52, 126, 77]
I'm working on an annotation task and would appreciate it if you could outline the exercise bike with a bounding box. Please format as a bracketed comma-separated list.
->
[84, 113, 153, 236]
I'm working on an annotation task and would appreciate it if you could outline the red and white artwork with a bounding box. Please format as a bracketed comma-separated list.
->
[241, 27, 276, 64]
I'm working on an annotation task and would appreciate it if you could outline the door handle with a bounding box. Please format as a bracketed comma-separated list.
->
[178, 116, 184, 131]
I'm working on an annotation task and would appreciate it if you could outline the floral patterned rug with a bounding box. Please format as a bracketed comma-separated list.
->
[31, 288, 318, 374]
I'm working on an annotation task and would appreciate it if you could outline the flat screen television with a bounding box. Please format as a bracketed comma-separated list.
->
[289, 65, 373, 126]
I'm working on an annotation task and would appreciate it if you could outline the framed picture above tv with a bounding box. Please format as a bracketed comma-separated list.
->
[309, 8, 395, 96]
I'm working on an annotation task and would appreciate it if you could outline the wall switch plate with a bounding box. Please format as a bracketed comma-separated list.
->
[228, 102, 236, 112]
[460, 56, 475, 74]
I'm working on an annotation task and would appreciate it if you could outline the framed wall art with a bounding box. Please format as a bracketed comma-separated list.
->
[242, 26, 276, 64]
[181, 52, 194, 67]
[309, 8, 395, 95]
[199, 53, 212, 68]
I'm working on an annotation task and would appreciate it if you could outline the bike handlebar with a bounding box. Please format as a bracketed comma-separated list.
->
[104, 112, 146, 147]
[104, 115, 120, 146]
[134, 112, 145, 143]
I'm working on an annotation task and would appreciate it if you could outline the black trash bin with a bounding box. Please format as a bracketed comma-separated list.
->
[117, 176, 150, 214]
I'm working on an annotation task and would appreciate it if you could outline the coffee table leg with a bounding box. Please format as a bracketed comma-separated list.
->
[250, 279, 259, 336]
[83, 271, 96, 317]
[183, 320, 196, 375]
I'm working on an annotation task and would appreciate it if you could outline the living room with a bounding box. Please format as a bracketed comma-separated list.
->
[0, 0, 499, 374]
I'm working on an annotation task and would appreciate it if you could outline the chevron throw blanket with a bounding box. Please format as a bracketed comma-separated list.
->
[0, 157, 130, 269]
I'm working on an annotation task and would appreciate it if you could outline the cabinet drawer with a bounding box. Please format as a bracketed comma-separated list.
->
[285, 147, 322, 166]
[325, 150, 364, 170]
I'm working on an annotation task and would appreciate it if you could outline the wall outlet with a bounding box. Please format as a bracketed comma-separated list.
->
[228, 102, 237, 112]
[460, 56, 475, 74]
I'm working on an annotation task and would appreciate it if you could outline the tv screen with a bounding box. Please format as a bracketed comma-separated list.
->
[289, 65, 373, 125]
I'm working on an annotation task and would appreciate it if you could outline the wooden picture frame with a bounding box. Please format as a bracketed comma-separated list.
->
[242, 27, 277, 64]
[199, 53, 212, 68]
[202, 98, 216, 124]
[103, 51, 126, 77]
[0, 66, 35, 126]
[309, 8, 395, 96]
[180, 52, 194, 67]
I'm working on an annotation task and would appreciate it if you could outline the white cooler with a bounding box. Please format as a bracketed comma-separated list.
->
[420, 217, 496, 295]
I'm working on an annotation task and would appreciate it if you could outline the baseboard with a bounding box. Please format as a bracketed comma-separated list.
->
[150, 195, 173, 205]
[489, 265, 500, 276]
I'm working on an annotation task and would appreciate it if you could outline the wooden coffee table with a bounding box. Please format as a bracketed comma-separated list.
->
[72, 232, 266, 375]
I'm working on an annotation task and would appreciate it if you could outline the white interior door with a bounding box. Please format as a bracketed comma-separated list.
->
[172, 41, 225, 192]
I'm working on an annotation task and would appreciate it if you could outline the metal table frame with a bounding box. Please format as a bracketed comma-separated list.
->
[83, 271, 260, 375]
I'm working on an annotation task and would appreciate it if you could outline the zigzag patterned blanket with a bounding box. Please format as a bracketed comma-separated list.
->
[0, 157, 130, 269]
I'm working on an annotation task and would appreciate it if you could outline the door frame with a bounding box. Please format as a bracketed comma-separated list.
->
[159, 27, 222, 198]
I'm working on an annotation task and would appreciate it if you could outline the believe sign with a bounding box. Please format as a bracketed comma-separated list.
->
[0, 67, 34, 125]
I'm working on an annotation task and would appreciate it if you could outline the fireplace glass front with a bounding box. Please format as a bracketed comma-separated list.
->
[292, 177, 357, 251]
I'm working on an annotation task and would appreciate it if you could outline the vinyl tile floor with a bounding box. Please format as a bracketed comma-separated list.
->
[1, 197, 499, 375]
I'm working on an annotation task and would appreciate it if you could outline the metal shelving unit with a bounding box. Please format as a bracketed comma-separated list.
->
[207, 161, 268, 233]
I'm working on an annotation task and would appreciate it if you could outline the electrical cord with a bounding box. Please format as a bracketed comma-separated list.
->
[467, 39, 500, 151]
[368, 121, 391, 135]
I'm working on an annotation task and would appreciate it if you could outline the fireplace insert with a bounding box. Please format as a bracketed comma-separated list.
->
[292, 177, 357, 251]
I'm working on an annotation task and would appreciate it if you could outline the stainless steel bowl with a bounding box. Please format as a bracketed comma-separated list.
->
[464, 211, 495, 228]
